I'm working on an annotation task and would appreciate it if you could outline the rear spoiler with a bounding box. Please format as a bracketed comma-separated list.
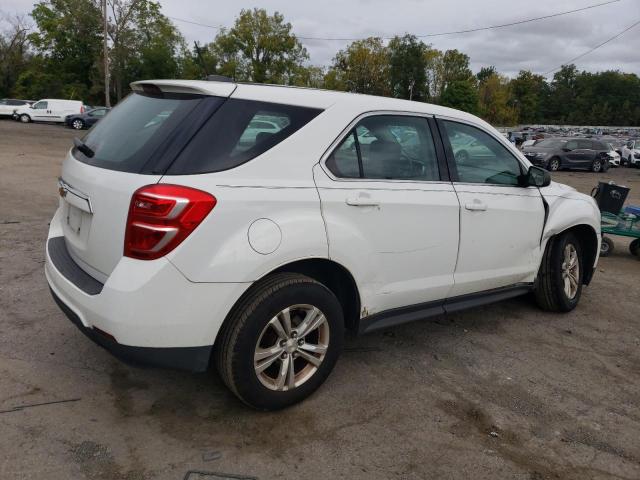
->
[130, 80, 237, 98]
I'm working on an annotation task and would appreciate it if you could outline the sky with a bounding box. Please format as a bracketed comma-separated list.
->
[2, 0, 640, 79]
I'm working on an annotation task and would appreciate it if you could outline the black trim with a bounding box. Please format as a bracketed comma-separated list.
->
[428, 116, 451, 182]
[48, 237, 104, 295]
[49, 288, 212, 372]
[358, 283, 533, 334]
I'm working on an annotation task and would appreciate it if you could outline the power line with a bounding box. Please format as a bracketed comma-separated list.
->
[168, 0, 621, 42]
[543, 17, 640, 75]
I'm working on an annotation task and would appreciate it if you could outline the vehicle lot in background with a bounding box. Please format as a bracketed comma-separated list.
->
[1, 120, 640, 479]
[622, 139, 640, 167]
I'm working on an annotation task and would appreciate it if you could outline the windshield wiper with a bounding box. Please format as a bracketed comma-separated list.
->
[73, 137, 95, 158]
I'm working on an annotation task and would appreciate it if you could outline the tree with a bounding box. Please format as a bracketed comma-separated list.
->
[478, 73, 517, 125]
[108, 0, 184, 101]
[27, 0, 102, 101]
[211, 8, 307, 83]
[329, 37, 390, 95]
[510, 70, 547, 124]
[440, 80, 478, 115]
[387, 34, 428, 101]
[0, 15, 32, 97]
[476, 66, 497, 84]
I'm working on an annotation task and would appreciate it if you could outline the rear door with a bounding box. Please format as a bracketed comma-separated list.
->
[314, 113, 460, 315]
[438, 118, 545, 296]
[58, 86, 234, 282]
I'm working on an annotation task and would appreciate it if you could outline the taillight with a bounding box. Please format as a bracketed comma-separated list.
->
[81, 105, 85, 113]
[124, 184, 216, 260]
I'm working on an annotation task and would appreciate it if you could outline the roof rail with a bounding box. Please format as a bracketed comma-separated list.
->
[206, 75, 234, 83]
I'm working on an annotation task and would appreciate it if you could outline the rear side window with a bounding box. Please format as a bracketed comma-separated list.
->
[167, 99, 322, 174]
[74, 92, 212, 173]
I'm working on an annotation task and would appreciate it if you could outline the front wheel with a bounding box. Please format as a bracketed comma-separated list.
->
[216, 273, 344, 410]
[535, 232, 583, 312]
[630, 238, 639, 257]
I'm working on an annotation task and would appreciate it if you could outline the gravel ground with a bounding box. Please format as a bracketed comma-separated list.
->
[1, 119, 639, 480]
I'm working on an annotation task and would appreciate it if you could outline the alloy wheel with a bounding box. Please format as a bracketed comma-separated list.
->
[592, 160, 601, 172]
[254, 304, 330, 391]
[73, 120, 83, 130]
[561, 244, 580, 299]
[549, 159, 560, 171]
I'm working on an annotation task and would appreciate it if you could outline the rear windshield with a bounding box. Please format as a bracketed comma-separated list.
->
[166, 98, 322, 174]
[74, 91, 210, 173]
[73, 92, 321, 175]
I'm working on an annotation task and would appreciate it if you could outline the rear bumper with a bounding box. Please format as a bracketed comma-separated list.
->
[45, 208, 251, 371]
[50, 287, 212, 371]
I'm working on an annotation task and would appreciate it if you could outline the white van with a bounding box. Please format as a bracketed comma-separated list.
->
[14, 99, 84, 123]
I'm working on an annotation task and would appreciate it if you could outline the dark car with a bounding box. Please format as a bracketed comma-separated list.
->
[64, 107, 110, 130]
[523, 138, 610, 172]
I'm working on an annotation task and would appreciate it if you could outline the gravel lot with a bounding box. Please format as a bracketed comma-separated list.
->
[1, 119, 640, 480]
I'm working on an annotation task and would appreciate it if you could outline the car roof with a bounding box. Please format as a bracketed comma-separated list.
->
[130, 79, 482, 124]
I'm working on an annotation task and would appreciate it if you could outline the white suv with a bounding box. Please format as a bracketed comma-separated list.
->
[45, 80, 601, 409]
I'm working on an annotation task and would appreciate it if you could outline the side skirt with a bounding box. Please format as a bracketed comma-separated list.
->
[358, 283, 533, 335]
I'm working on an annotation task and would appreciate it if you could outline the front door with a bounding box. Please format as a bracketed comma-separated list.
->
[30, 101, 50, 120]
[438, 118, 545, 297]
[314, 114, 460, 315]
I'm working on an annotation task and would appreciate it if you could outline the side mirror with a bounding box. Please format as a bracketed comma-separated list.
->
[521, 165, 550, 188]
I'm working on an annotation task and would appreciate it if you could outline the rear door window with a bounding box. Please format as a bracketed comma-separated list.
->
[325, 115, 440, 181]
[167, 99, 322, 174]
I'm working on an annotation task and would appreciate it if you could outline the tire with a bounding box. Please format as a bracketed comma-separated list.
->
[591, 159, 603, 173]
[600, 236, 614, 257]
[534, 232, 584, 312]
[630, 238, 640, 257]
[19, 114, 31, 123]
[629, 156, 633, 167]
[216, 273, 344, 410]
[548, 157, 560, 171]
[72, 119, 84, 130]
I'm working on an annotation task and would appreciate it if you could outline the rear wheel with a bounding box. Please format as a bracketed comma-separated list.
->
[72, 119, 84, 130]
[600, 236, 614, 257]
[19, 114, 31, 123]
[630, 239, 640, 256]
[216, 273, 344, 410]
[548, 157, 560, 171]
[591, 159, 603, 172]
[535, 232, 583, 312]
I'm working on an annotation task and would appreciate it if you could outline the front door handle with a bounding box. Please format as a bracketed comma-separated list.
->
[465, 201, 487, 211]
[346, 194, 379, 207]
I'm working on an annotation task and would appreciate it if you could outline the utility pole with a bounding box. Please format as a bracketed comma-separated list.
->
[102, 0, 110, 107]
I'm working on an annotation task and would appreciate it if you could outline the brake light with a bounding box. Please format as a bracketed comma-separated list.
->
[124, 184, 216, 260]
[80, 105, 85, 113]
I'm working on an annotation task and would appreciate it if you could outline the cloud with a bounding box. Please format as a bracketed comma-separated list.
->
[2, 0, 638, 78]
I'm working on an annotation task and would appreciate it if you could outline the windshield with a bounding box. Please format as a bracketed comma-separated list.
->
[535, 138, 566, 148]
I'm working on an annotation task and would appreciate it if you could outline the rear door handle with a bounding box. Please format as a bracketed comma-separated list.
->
[346, 197, 379, 207]
[465, 201, 487, 211]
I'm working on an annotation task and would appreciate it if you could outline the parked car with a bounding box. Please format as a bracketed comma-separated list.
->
[65, 107, 110, 130]
[14, 99, 84, 123]
[621, 139, 640, 167]
[523, 138, 610, 172]
[0, 98, 32, 117]
[46, 80, 601, 410]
